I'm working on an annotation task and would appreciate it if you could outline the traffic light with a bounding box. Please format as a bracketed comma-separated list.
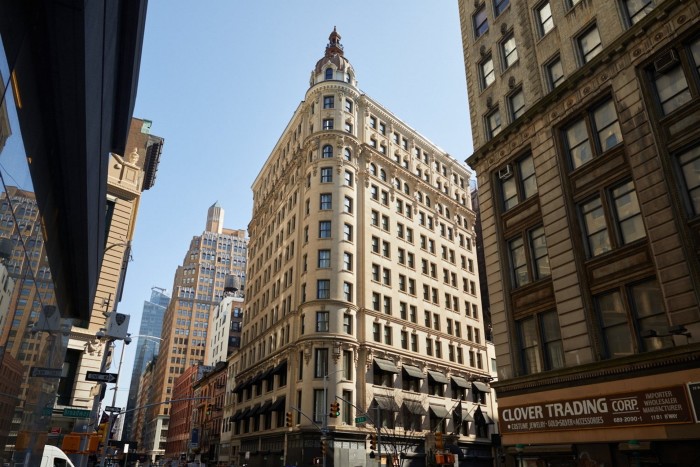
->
[321, 439, 327, 456]
[369, 432, 377, 451]
[97, 422, 109, 443]
[329, 401, 340, 418]
[435, 431, 444, 450]
[285, 411, 293, 427]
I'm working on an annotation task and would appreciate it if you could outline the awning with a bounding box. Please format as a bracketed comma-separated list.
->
[402, 365, 423, 379]
[260, 368, 273, 380]
[472, 381, 489, 392]
[241, 407, 253, 419]
[374, 395, 400, 412]
[250, 372, 264, 384]
[259, 400, 273, 414]
[451, 376, 469, 388]
[461, 409, 474, 422]
[403, 399, 427, 415]
[374, 358, 399, 374]
[231, 381, 246, 393]
[231, 409, 243, 422]
[272, 360, 287, 375]
[429, 404, 449, 419]
[483, 412, 494, 424]
[428, 370, 449, 384]
[270, 397, 286, 412]
[250, 403, 261, 416]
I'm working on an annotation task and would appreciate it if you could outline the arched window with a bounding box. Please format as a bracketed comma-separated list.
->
[445, 208, 451, 219]
[344, 148, 352, 161]
[322, 145, 333, 159]
[437, 204, 443, 215]
[380, 169, 387, 181]
[394, 178, 401, 190]
[369, 164, 377, 176]
[325, 68, 333, 80]
[426, 196, 431, 207]
[404, 184, 410, 195]
[416, 192, 423, 202]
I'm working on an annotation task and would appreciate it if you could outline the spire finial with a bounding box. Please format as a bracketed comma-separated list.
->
[326, 27, 343, 57]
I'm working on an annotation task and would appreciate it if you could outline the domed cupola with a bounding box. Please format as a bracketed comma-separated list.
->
[310, 27, 357, 87]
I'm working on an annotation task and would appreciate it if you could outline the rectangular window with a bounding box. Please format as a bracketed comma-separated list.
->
[410, 334, 418, 352]
[345, 170, 354, 186]
[315, 348, 329, 377]
[546, 56, 565, 90]
[509, 89, 525, 120]
[536, 2, 554, 36]
[317, 280, 330, 299]
[318, 250, 331, 268]
[343, 282, 353, 301]
[678, 145, 700, 216]
[323, 95, 334, 109]
[371, 236, 379, 254]
[319, 221, 331, 238]
[323, 119, 334, 130]
[581, 196, 611, 257]
[369, 116, 376, 129]
[509, 237, 529, 288]
[473, 5, 488, 38]
[345, 99, 353, 113]
[500, 153, 537, 211]
[373, 323, 381, 342]
[383, 296, 392, 314]
[401, 331, 408, 350]
[564, 98, 622, 169]
[316, 311, 329, 332]
[384, 326, 392, 345]
[343, 313, 353, 334]
[320, 193, 332, 210]
[343, 252, 353, 271]
[495, 0, 510, 15]
[595, 279, 670, 358]
[480, 56, 495, 90]
[313, 389, 324, 422]
[501, 34, 518, 68]
[518, 310, 564, 374]
[578, 25, 602, 64]
[624, 0, 655, 25]
[343, 223, 353, 241]
[612, 181, 645, 245]
[653, 58, 691, 116]
[344, 196, 353, 214]
[372, 293, 381, 311]
[486, 109, 502, 140]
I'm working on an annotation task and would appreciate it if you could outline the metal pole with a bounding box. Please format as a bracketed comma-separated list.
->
[100, 339, 128, 467]
[376, 405, 381, 467]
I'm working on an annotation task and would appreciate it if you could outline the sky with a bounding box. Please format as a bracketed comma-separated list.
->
[112, 0, 473, 409]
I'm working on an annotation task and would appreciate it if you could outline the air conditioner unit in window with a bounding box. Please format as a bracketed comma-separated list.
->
[497, 164, 513, 180]
[654, 49, 679, 73]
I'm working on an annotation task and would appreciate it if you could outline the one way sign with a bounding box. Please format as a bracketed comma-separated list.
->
[86, 371, 118, 383]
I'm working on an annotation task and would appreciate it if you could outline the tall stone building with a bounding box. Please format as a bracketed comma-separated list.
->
[458, 0, 700, 464]
[226, 30, 493, 467]
[124, 287, 170, 442]
[144, 204, 247, 461]
[0, 117, 163, 454]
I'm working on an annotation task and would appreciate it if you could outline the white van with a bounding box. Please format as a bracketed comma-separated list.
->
[40, 446, 75, 467]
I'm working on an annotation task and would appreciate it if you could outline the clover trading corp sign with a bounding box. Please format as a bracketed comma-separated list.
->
[499, 385, 693, 434]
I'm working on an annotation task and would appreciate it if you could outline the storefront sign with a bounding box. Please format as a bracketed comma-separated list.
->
[499, 385, 692, 434]
[688, 382, 700, 422]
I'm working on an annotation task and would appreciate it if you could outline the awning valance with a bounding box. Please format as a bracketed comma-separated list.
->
[374, 358, 399, 374]
[451, 376, 469, 388]
[472, 381, 489, 392]
[270, 397, 286, 412]
[428, 370, 449, 384]
[374, 395, 400, 412]
[402, 364, 424, 379]
[403, 399, 427, 415]
[429, 404, 449, 419]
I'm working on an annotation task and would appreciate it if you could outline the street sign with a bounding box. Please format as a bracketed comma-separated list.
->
[30, 367, 62, 378]
[85, 371, 118, 383]
[63, 408, 91, 418]
[105, 406, 121, 413]
[355, 416, 367, 423]
[41, 407, 53, 416]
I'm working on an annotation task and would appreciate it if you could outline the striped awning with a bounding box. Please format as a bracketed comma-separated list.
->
[428, 370, 449, 384]
[451, 376, 469, 388]
[402, 364, 424, 379]
[374, 395, 400, 412]
[429, 404, 449, 419]
[472, 381, 489, 392]
[403, 399, 427, 415]
[374, 358, 399, 374]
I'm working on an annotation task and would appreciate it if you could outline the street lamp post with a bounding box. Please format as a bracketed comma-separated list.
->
[322, 367, 345, 467]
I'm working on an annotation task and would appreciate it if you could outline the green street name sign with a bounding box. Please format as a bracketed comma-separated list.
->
[355, 416, 367, 423]
[63, 408, 91, 418]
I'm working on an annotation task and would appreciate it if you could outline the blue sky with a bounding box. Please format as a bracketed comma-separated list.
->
[114, 0, 473, 408]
